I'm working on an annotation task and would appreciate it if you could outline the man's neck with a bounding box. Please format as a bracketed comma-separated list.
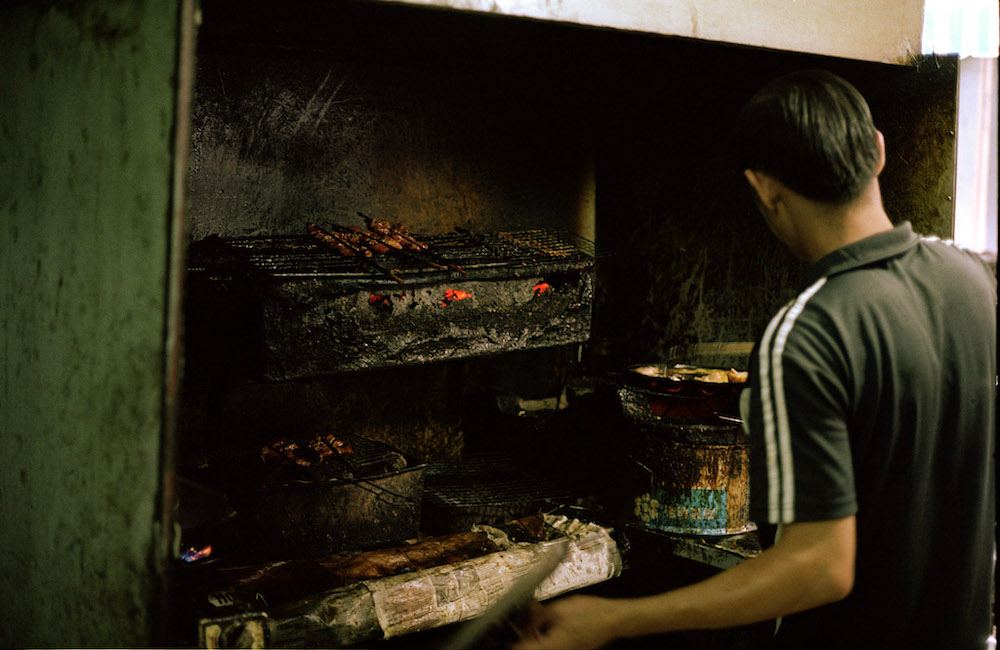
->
[789, 181, 894, 264]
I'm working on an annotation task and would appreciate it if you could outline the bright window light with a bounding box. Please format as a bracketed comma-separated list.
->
[922, 0, 998, 57]
[923, 0, 998, 255]
[954, 57, 997, 256]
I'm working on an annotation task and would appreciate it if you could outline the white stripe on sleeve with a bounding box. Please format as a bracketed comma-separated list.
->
[759, 278, 828, 522]
[758, 303, 791, 522]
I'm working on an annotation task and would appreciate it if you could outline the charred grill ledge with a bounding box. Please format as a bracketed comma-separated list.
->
[186, 229, 594, 382]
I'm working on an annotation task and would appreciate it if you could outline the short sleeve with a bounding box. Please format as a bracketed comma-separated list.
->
[746, 302, 857, 524]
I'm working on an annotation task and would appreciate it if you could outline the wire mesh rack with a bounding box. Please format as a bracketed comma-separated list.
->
[188, 229, 595, 280]
[422, 452, 572, 534]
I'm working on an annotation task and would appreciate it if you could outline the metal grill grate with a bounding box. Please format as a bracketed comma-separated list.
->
[422, 453, 571, 533]
[193, 434, 411, 489]
[188, 229, 595, 279]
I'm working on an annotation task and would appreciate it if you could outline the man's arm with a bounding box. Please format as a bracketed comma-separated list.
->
[514, 515, 856, 650]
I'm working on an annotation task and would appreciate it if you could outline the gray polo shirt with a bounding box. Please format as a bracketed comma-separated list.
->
[743, 221, 997, 649]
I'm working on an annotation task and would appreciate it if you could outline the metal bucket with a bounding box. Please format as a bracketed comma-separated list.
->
[628, 419, 752, 536]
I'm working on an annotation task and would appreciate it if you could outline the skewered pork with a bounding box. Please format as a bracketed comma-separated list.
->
[347, 226, 391, 254]
[366, 218, 428, 250]
[307, 223, 363, 257]
[308, 219, 462, 277]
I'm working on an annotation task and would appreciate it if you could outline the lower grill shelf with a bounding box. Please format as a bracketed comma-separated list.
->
[422, 452, 573, 534]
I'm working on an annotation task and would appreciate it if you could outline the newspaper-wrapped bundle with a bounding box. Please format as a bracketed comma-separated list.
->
[199, 514, 622, 648]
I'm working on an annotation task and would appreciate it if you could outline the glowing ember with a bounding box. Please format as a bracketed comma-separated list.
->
[369, 294, 391, 306]
[181, 544, 213, 562]
[533, 282, 551, 296]
[441, 289, 472, 306]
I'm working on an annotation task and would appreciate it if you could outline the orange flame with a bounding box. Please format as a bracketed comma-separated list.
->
[533, 282, 551, 296]
[369, 294, 391, 306]
[182, 544, 213, 562]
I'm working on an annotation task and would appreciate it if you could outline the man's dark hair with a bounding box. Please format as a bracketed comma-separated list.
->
[735, 69, 881, 204]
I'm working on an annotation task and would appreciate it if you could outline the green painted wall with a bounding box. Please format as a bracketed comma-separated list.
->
[0, 1, 180, 645]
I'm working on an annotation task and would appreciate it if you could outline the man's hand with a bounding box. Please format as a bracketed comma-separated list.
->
[512, 595, 624, 650]
[512, 516, 855, 649]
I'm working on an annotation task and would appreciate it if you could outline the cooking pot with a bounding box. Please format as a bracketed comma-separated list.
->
[616, 363, 747, 423]
[616, 362, 753, 535]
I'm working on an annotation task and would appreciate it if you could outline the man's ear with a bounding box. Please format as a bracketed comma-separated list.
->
[744, 169, 780, 212]
[874, 130, 886, 176]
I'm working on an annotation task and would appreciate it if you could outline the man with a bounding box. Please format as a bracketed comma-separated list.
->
[515, 70, 996, 649]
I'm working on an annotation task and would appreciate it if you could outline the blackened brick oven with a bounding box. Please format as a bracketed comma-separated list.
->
[173, 1, 959, 646]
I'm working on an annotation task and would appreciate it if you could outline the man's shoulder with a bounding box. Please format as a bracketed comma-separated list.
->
[813, 234, 995, 307]
[911, 235, 996, 286]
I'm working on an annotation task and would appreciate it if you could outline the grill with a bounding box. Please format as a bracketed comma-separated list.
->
[183, 434, 426, 562]
[185, 228, 595, 382]
[187, 229, 594, 283]
[422, 452, 572, 534]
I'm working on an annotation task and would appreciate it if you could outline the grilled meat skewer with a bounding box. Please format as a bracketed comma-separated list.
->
[356, 223, 405, 250]
[358, 213, 467, 275]
[307, 222, 357, 256]
[307, 222, 404, 284]
[359, 212, 429, 250]
[345, 226, 392, 255]
[326, 222, 450, 272]
[307, 222, 372, 258]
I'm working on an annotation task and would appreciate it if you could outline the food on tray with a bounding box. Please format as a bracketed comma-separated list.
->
[694, 369, 730, 383]
[633, 364, 749, 384]
[260, 438, 308, 466]
[727, 369, 749, 383]
[260, 434, 354, 467]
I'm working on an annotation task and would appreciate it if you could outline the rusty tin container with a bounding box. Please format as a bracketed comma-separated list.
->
[628, 419, 752, 535]
[615, 345, 754, 535]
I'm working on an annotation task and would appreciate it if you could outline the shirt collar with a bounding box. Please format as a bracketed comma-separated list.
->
[803, 221, 919, 286]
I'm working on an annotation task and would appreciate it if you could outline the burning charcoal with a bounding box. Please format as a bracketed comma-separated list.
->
[441, 288, 472, 306]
